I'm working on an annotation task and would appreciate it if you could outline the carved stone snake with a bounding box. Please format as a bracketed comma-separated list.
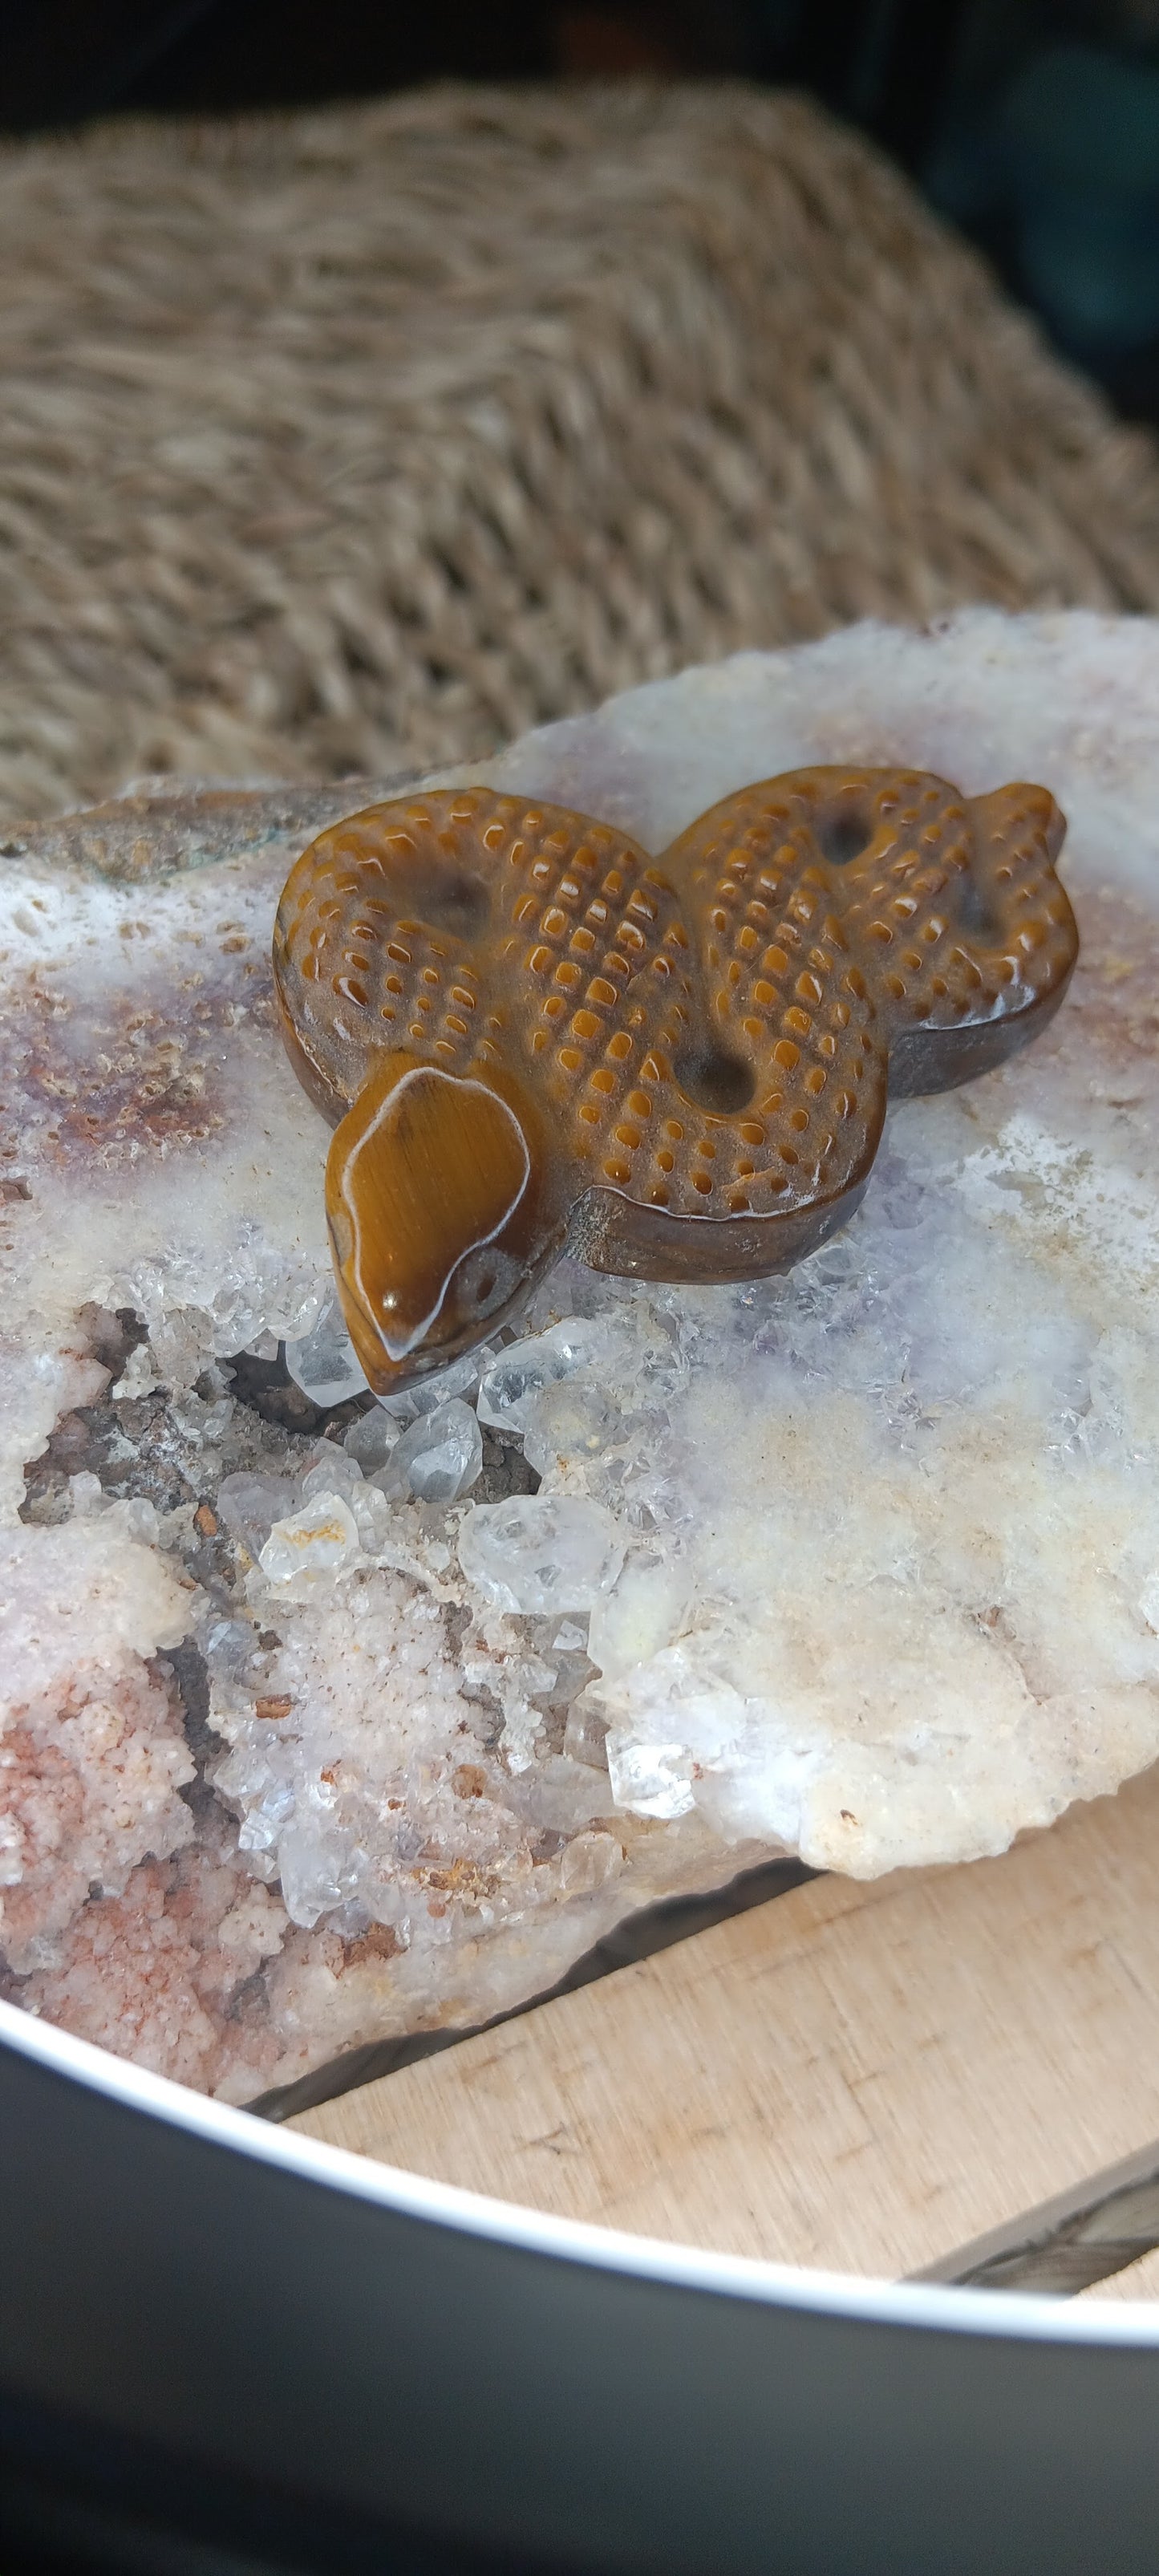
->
[273, 769, 1078, 1393]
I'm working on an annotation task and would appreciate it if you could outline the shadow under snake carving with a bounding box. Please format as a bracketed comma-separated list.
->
[274, 768, 1078, 1396]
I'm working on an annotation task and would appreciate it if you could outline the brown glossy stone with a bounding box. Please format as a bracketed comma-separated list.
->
[273, 769, 1079, 1393]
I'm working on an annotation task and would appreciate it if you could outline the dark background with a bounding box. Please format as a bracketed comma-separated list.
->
[0, 2, 973, 164]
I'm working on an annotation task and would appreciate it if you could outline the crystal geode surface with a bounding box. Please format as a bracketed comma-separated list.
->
[5, 610, 1159, 2103]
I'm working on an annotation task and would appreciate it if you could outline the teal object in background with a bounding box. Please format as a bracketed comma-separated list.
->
[931, 39, 1159, 363]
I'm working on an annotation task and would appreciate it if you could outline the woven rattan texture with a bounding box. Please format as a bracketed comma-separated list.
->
[5, 81, 1159, 823]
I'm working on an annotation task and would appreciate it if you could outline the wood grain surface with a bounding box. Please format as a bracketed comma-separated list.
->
[294, 1761, 1159, 2290]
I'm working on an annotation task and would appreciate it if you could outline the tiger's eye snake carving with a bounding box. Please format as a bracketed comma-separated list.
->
[273, 769, 1079, 1395]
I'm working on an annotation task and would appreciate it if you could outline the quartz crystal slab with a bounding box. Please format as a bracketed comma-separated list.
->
[4, 609, 1159, 2103]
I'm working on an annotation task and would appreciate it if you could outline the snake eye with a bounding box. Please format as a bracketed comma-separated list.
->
[814, 803, 872, 868]
[455, 1246, 521, 1315]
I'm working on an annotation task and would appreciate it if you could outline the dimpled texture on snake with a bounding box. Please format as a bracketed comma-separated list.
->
[273, 769, 1078, 1394]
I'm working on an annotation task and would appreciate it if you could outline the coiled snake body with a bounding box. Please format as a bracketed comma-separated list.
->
[273, 769, 1078, 1394]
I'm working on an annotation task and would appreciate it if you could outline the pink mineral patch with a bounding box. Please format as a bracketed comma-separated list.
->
[0, 1667, 198, 1970]
[18, 1847, 286, 2095]
[0, 1521, 197, 1972]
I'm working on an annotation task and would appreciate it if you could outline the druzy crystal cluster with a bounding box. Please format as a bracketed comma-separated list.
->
[5, 611, 1159, 2102]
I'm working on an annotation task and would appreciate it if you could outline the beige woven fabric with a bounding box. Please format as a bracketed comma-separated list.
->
[4, 80, 1159, 824]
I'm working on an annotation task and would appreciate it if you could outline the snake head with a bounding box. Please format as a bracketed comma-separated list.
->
[324, 1052, 565, 1395]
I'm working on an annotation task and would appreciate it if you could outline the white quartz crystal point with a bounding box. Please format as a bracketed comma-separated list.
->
[377, 1343, 497, 1425]
[284, 1286, 369, 1408]
[342, 1405, 403, 1472]
[110, 1495, 161, 1548]
[605, 1736, 697, 1822]
[588, 1557, 695, 1681]
[217, 1471, 300, 1557]
[457, 1494, 626, 1614]
[476, 1322, 606, 1435]
[258, 1491, 361, 1583]
[383, 1399, 484, 1504]
[67, 1472, 160, 1548]
[300, 1442, 365, 1503]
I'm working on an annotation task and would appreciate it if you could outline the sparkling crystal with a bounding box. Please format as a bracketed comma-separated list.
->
[553, 1620, 586, 1652]
[342, 1406, 403, 1472]
[378, 1343, 496, 1424]
[111, 1342, 159, 1400]
[232, 1769, 296, 1849]
[588, 1557, 694, 1682]
[521, 1377, 619, 1479]
[170, 1389, 234, 1449]
[151, 1305, 217, 1393]
[476, 1322, 606, 1434]
[457, 1494, 626, 1613]
[276, 1824, 352, 1929]
[108, 1495, 160, 1548]
[258, 1491, 361, 1583]
[201, 1614, 257, 1684]
[301, 1444, 365, 1503]
[526, 1616, 595, 1710]
[384, 1398, 484, 1504]
[562, 1697, 610, 1771]
[348, 1479, 393, 1552]
[558, 1829, 623, 1894]
[216, 1471, 300, 1557]
[284, 1288, 369, 1408]
[605, 1735, 695, 1822]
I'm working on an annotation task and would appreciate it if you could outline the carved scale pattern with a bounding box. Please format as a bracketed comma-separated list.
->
[274, 767, 1077, 1380]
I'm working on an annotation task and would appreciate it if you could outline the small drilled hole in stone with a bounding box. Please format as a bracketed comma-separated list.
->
[954, 874, 1000, 937]
[674, 1043, 755, 1114]
[415, 869, 490, 934]
[815, 805, 871, 867]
